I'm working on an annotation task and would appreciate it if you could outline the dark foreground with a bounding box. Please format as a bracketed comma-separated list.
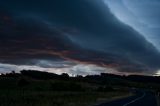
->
[1, 70, 160, 106]
[95, 90, 157, 106]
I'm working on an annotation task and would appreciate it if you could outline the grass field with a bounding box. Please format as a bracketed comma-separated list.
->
[0, 76, 131, 106]
[0, 90, 130, 106]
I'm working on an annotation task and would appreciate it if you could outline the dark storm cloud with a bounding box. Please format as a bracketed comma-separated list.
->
[0, 0, 160, 74]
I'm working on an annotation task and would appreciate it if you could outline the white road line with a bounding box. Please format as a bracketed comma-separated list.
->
[123, 92, 146, 106]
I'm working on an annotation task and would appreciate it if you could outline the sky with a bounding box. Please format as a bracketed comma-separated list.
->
[105, 0, 160, 51]
[0, 0, 160, 76]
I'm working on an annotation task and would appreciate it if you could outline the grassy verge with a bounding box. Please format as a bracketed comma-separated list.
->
[92, 92, 133, 106]
[0, 75, 132, 106]
[0, 90, 131, 106]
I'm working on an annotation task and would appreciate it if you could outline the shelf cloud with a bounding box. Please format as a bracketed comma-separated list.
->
[0, 0, 160, 75]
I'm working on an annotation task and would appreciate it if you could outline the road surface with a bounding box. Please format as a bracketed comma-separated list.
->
[94, 90, 157, 106]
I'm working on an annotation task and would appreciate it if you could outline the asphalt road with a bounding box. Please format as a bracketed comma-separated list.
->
[94, 90, 157, 106]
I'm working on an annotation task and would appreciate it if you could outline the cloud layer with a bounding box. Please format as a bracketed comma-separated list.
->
[0, 0, 160, 75]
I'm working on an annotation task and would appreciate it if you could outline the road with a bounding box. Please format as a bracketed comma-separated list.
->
[94, 90, 157, 106]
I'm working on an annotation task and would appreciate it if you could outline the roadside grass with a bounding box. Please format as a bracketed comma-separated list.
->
[0, 77, 131, 106]
[0, 90, 130, 106]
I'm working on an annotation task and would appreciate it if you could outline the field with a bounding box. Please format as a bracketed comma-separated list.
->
[0, 73, 131, 106]
[0, 90, 130, 106]
[2, 70, 160, 106]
